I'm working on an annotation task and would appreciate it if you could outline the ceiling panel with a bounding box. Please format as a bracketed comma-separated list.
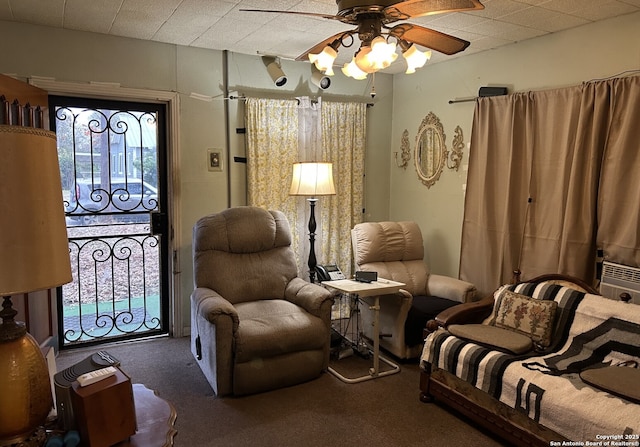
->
[1, 0, 638, 74]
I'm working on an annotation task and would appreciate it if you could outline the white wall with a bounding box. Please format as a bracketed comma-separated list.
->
[0, 20, 394, 334]
[389, 11, 640, 279]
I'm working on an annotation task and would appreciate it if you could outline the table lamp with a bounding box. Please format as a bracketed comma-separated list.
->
[0, 125, 73, 445]
[289, 162, 336, 283]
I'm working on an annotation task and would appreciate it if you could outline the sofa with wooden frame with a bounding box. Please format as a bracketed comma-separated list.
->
[419, 274, 640, 446]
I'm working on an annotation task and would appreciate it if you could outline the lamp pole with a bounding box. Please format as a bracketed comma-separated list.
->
[307, 198, 318, 283]
[289, 162, 335, 284]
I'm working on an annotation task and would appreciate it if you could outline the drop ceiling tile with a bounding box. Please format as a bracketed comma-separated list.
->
[190, 17, 251, 49]
[183, 0, 237, 17]
[152, 0, 234, 45]
[110, 0, 183, 39]
[515, 0, 552, 5]
[237, 0, 301, 12]
[468, 19, 546, 40]
[154, 17, 221, 47]
[568, 1, 639, 21]
[499, 6, 590, 32]
[468, 34, 518, 50]
[64, 0, 122, 34]
[292, 0, 341, 15]
[467, 0, 531, 19]
[9, 0, 64, 27]
[539, 0, 601, 13]
[427, 11, 491, 30]
[266, 13, 326, 32]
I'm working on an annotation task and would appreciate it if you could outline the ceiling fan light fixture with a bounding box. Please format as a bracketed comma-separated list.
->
[355, 36, 398, 73]
[341, 58, 368, 80]
[402, 44, 431, 74]
[309, 44, 338, 75]
[370, 36, 397, 62]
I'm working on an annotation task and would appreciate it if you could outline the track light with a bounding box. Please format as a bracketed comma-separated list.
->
[262, 56, 287, 87]
[311, 66, 331, 90]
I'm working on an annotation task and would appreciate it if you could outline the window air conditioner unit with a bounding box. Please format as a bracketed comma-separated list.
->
[599, 261, 640, 304]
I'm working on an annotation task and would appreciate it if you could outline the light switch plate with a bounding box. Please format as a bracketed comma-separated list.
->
[207, 149, 223, 172]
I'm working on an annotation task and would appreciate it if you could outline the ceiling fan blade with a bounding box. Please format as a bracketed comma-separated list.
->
[384, 0, 484, 19]
[239, 8, 349, 23]
[389, 23, 470, 55]
[295, 32, 353, 61]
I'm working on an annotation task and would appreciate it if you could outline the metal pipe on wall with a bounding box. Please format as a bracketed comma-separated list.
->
[223, 49, 231, 208]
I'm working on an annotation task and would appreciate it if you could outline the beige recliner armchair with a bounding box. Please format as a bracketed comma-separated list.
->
[190, 207, 334, 396]
[352, 221, 477, 359]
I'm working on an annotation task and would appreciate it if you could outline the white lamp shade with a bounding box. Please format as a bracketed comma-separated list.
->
[403, 45, 431, 74]
[309, 46, 337, 75]
[0, 125, 72, 296]
[289, 162, 336, 197]
[342, 58, 369, 80]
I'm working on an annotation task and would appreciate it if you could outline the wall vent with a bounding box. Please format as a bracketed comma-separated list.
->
[600, 261, 640, 304]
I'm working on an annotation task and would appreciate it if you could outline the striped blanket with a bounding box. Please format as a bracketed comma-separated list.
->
[422, 281, 640, 442]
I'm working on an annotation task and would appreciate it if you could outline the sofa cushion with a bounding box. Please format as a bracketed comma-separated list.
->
[493, 290, 558, 348]
[580, 365, 640, 404]
[448, 324, 533, 354]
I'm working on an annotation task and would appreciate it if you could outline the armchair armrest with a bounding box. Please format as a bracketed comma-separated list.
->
[427, 274, 477, 304]
[425, 295, 495, 333]
[191, 287, 239, 331]
[285, 277, 334, 319]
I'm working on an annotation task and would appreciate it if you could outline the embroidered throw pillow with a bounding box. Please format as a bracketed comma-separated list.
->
[493, 290, 558, 348]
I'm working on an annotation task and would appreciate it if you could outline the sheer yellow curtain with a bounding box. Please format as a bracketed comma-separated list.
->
[246, 98, 366, 280]
[245, 98, 303, 261]
[320, 101, 367, 277]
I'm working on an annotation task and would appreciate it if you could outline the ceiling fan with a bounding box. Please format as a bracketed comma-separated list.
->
[241, 0, 484, 79]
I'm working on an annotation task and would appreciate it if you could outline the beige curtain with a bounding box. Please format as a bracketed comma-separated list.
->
[246, 97, 366, 279]
[320, 101, 367, 277]
[460, 77, 640, 296]
[597, 75, 640, 267]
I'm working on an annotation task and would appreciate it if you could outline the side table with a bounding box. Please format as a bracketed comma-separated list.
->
[322, 278, 405, 383]
[115, 384, 177, 447]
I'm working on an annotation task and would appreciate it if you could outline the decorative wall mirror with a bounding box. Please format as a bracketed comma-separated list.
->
[414, 112, 446, 188]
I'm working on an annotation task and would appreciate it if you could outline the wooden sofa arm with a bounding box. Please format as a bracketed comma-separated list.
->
[425, 295, 495, 333]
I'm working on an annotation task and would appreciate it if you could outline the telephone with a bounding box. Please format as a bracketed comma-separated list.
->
[315, 264, 346, 281]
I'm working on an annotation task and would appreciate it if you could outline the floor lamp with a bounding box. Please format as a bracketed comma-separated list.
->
[0, 126, 72, 445]
[289, 162, 336, 283]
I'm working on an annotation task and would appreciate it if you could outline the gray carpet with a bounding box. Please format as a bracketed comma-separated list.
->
[56, 337, 510, 447]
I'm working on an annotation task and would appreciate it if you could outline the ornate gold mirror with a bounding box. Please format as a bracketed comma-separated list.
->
[414, 112, 446, 188]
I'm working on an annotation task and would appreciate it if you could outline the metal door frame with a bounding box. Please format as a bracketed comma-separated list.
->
[50, 95, 171, 349]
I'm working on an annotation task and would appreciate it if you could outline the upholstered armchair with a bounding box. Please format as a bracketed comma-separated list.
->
[190, 207, 334, 396]
[351, 221, 477, 359]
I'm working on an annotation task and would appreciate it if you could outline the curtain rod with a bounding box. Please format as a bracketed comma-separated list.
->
[448, 97, 476, 104]
[227, 95, 373, 107]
